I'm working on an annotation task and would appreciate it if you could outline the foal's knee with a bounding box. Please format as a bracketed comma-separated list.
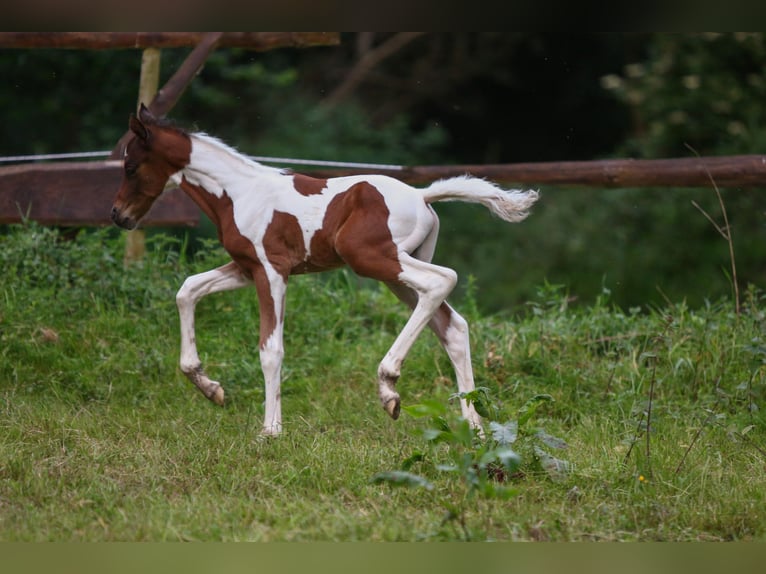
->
[430, 268, 458, 301]
[443, 267, 458, 294]
[444, 311, 470, 355]
[175, 281, 193, 310]
[259, 345, 284, 379]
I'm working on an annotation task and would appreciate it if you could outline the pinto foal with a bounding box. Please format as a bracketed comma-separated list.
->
[111, 105, 539, 436]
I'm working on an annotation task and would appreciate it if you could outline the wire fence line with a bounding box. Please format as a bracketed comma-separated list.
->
[3, 150, 766, 189]
[0, 151, 113, 163]
[0, 150, 404, 171]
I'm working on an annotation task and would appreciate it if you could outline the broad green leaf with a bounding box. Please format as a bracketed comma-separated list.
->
[451, 387, 490, 402]
[478, 447, 499, 468]
[452, 387, 494, 419]
[422, 428, 453, 444]
[494, 447, 522, 474]
[534, 446, 571, 483]
[535, 430, 568, 450]
[371, 471, 434, 491]
[471, 396, 493, 419]
[402, 399, 447, 418]
[490, 420, 518, 445]
[433, 416, 452, 433]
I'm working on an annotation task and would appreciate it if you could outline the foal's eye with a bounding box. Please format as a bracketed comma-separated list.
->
[125, 163, 138, 177]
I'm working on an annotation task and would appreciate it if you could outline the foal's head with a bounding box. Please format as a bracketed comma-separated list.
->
[111, 104, 191, 230]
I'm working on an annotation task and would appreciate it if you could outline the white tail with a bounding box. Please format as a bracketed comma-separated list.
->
[421, 175, 539, 223]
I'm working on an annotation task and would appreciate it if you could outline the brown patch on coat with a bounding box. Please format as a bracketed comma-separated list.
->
[312, 181, 403, 282]
[263, 181, 403, 278]
[292, 174, 328, 196]
[262, 211, 308, 274]
[180, 178, 256, 267]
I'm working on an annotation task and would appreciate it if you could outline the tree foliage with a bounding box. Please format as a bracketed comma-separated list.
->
[1, 34, 764, 311]
[603, 33, 766, 158]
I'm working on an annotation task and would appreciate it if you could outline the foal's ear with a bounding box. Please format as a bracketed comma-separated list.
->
[129, 114, 150, 142]
[129, 103, 158, 142]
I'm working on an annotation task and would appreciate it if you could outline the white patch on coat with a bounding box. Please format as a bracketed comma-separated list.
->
[182, 135, 437, 264]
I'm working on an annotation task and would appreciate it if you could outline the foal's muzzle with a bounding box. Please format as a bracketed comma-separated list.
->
[111, 207, 137, 230]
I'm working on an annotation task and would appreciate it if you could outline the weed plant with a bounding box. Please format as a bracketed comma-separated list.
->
[0, 224, 764, 541]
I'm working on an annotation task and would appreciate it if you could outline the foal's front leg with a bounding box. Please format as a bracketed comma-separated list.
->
[176, 261, 251, 404]
[252, 266, 288, 436]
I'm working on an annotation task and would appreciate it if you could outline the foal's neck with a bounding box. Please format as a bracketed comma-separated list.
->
[181, 133, 284, 197]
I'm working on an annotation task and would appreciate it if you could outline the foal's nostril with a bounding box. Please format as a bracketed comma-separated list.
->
[110, 206, 135, 229]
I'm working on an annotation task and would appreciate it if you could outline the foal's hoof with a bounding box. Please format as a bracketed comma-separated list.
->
[206, 384, 225, 406]
[260, 425, 282, 438]
[384, 397, 401, 420]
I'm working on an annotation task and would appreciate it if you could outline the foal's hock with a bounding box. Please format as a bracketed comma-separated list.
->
[112, 105, 539, 436]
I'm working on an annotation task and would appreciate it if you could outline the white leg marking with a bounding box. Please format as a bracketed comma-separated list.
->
[176, 261, 251, 404]
[260, 327, 285, 436]
[379, 253, 458, 419]
[441, 309, 483, 429]
[386, 283, 483, 430]
[255, 269, 287, 437]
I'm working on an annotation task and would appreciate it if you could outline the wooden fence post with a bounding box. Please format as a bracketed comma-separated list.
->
[124, 47, 161, 264]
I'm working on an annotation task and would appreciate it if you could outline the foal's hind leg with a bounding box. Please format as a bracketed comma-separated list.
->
[332, 190, 457, 421]
[176, 261, 251, 404]
[386, 284, 483, 429]
[384, 212, 482, 429]
[375, 254, 459, 419]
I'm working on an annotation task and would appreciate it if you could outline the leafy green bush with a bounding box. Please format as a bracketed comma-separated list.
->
[372, 389, 571, 540]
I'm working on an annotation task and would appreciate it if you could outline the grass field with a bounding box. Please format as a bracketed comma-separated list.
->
[1, 224, 765, 541]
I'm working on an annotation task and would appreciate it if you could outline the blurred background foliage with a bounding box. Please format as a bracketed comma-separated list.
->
[1, 33, 764, 313]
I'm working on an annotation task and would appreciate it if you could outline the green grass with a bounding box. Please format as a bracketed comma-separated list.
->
[1, 224, 765, 541]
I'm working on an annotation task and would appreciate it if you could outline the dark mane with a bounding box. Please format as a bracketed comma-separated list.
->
[151, 114, 187, 133]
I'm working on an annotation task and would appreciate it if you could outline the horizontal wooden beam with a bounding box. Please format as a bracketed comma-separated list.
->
[299, 154, 766, 188]
[0, 161, 198, 226]
[2, 153, 764, 227]
[0, 32, 340, 51]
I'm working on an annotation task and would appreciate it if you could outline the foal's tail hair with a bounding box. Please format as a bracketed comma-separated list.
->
[421, 175, 539, 223]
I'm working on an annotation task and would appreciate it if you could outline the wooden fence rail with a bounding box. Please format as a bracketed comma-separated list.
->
[0, 32, 340, 51]
[0, 161, 197, 227]
[305, 154, 766, 188]
[2, 154, 764, 226]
